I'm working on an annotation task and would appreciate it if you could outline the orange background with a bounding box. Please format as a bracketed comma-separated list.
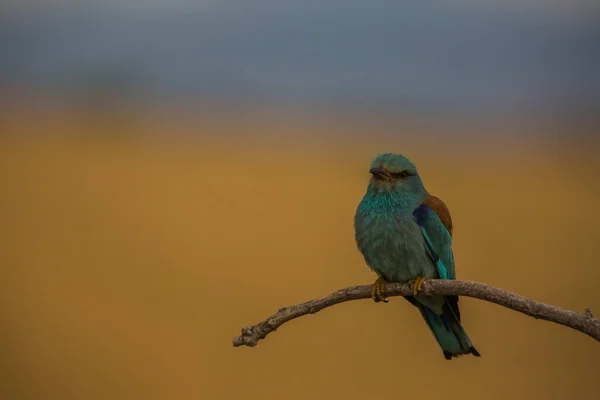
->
[1, 109, 599, 399]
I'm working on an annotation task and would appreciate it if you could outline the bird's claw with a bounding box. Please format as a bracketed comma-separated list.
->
[409, 276, 426, 296]
[371, 277, 388, 303]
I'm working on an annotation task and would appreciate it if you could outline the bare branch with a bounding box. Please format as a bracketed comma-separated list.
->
[232, 280, 600, 347]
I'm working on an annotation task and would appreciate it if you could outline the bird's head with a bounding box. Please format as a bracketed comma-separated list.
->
[366, 153, 427, 204]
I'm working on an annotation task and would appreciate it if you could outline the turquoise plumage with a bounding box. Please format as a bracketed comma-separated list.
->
[354, 153, 480, 360]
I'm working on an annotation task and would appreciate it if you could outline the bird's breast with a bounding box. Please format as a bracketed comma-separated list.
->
[354, 210, 432, 282]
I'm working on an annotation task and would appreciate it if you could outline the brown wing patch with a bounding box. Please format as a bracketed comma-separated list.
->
[424, 194, 454, 236]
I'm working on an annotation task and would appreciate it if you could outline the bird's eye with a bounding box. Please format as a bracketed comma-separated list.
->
[391, 170, 410, 178]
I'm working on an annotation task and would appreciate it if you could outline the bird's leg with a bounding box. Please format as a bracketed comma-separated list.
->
[371, 277, 388, 303]
[409, 276, 426, 296]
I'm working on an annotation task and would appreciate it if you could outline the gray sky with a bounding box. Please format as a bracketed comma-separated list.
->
[1, 1, 598, 115]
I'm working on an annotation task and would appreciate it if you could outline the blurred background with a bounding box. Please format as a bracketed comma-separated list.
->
[1, 1, 599, 399]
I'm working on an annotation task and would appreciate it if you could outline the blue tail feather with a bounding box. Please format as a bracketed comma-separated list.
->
[408, 296, 480, 360]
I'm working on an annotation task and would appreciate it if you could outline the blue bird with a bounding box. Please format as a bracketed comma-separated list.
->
[354, 153, 480, 359]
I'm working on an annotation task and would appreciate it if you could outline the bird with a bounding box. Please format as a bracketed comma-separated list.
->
[354, 153, 480, 360]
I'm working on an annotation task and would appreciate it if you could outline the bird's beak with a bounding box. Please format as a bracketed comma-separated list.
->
[369, 166, 390, 179]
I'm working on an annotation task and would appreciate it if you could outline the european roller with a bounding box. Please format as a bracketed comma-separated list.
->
[354, 153, 480, 360]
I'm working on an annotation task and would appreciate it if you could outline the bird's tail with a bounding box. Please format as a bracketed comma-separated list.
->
[416, 296, 481, 360]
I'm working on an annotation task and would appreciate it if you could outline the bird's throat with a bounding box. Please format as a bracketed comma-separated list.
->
[362, 187, 424, 214]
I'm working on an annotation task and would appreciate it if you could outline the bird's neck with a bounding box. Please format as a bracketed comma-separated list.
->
[360, 187, 425, 215]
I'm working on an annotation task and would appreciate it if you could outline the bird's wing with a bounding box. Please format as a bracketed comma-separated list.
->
[424, 194, 453, 237]
[412, 202, 470, 346]
[413, 203, 455, 280]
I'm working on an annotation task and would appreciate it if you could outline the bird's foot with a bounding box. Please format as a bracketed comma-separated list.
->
[409, 276, 426, 296]
[371, 277, 388, 303]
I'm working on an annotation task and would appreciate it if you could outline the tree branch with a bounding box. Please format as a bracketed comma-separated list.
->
[232, 280, 600, 347]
